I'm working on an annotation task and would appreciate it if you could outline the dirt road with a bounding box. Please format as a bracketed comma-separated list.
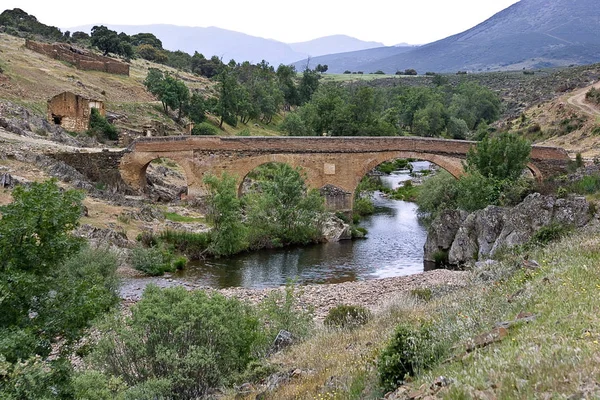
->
[567, 81, 600, 117]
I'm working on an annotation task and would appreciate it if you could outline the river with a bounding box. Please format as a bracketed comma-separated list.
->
[120, 162, 430, 297]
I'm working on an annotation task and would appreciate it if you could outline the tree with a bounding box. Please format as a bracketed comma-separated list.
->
[90, 25, 122, 56]
[187, 92, 206, 123]
[130, 32, 163, 48]
[465, 133, 531, 180]
[203, 173, 247, 256]
[143, 69, 190, 121]
[316, 64, 329, 73]
[298, 68, 320, 104]
[0, 180, 120, 397]
[245, 163, 325, 248]
[214, 66, 240, 128]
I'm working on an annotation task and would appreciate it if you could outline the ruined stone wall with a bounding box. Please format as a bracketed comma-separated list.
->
[50, 150, 132, 193]
[47, 92, 105, 132]
[25, 39, 130, 76]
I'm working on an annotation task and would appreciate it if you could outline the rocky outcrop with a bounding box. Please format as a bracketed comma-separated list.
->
[424, 193, 593, 265]
[321, 215, 352, 242]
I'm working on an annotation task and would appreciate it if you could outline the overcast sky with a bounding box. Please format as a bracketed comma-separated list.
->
[3, 0, 521, 45]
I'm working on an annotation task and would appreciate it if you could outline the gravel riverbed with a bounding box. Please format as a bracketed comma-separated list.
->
[120, 269, 470, 319]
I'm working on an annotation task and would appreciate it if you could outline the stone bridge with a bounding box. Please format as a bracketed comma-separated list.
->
[119, 136, 571, 211]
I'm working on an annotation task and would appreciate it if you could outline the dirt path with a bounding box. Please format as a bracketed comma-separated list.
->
[567, 81, 600, 117]
[0, 127, 123, 153]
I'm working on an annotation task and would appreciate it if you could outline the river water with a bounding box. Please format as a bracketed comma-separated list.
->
[120, 163, 430, 297]
[172, 162, 430, 289]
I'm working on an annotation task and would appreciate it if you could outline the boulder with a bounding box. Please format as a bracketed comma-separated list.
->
[423, 209, 468, 262]
[426, 194, 593, 266]
[321, 215, 352, 242]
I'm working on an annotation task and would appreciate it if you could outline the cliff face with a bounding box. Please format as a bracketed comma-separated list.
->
[424, 193, 594, 265]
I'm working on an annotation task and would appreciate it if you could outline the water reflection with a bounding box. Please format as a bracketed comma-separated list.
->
[175, 162, 430, 289]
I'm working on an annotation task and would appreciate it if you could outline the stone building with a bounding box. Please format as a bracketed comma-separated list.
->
[47, 92, 105, 132]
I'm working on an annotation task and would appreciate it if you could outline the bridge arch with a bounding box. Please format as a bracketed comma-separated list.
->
[120, 151, 197, 196]
[347, 151, 466, 206]
[230, 154, 322, 196]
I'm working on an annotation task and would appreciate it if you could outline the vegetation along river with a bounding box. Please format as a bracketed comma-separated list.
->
[121, 162, 431, 298]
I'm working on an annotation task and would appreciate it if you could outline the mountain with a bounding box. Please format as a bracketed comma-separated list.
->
[292, 45, 416, 73]
[296, 0, 600, 74]
[289, 35, 384, 58]
[70, 24, 305, 66]
[68, 24, 386, 67]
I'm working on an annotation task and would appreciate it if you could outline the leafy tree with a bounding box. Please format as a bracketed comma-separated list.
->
[130, 32, 163, 48]
[0, 8, 64, 41]
[203, 173, 247, 256]
[214, 66, 240, 128]
[137, 44, 168, 63]
[315, 64, 329, 73]
[277, 64, 300, 109]
[298, 68, 320, 104]
[280, 112, 310, 136]
[91, 25, 122, 56]
[245, 163, 325, 248]
[143, 69, 190, 121]
[191, 52, 224, 78]
[465, 133, 531, 180]
[449, 82, 501, 130]
[0, 180, 120, 397]
[187, 92, 206, 123]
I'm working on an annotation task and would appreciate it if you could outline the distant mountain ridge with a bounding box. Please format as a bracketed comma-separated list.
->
[296, 0, 600, 74]
[68, 24, 387, 67]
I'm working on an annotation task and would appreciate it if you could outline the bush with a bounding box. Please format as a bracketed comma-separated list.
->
[354, 197, 375, 216]
[130, 246, 174, 276]
[88, 108, 118, 140]
[416, 171, 459, 221]
[88, 286, 260, 398]
[378, 323, 444, 391]
[191, 122, 218, 135]
[324, 305, 371, 329]
[258, 283, 314, 352]
[532, 222, 571, 245]
[159, 230, 210, 260]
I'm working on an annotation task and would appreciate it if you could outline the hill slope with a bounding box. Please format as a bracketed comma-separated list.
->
[288, 35, 384, 58]
[306, 0, 600, 74]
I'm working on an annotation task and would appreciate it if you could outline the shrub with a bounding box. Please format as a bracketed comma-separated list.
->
[411, 288, 432, 301]
[258, 283, 314, 352]
[378, 323, 444, 391]
[130, 246, 174, 276]
[532, 223, 571, 245]
[88, 108, 118, 140]
[343, 70, 352, 74]
[159, 230, 210, 260]
[416, 171, 459, 221]
[89, 286, 260, 398]
[354, 197, 375, 216]
[570, 174, 600, 194]
[324, 305, 371, 329]
[191, 122, 218, 135]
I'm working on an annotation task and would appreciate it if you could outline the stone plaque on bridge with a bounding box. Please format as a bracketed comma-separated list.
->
[324, 163, 336, 175]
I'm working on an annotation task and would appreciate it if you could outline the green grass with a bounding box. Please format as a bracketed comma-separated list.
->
[252, 228, 600, 399]
[164, 212, 205, 223]
[321, 73, 405, 82]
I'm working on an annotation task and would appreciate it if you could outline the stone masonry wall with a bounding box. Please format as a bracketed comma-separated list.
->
[50, 151, 132, 193]
[25, 39, 129, 76]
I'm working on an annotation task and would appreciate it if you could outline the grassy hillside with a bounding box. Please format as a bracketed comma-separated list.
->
[0, 33, 220, 134]
[233, 226, 600, 399]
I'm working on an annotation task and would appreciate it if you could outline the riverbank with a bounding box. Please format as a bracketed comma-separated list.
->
[218, 269, 469, 320]
[230, 228, 600, 400]
[119, 267, 469, 320]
